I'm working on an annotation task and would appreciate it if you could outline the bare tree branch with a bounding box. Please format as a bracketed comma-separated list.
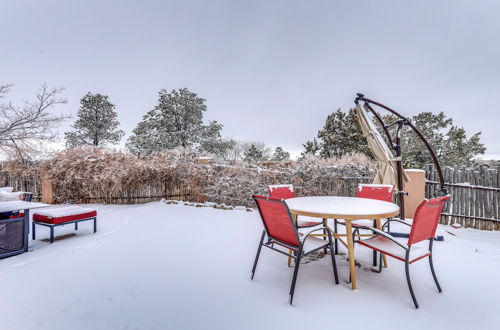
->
[0, 83, 70, 159]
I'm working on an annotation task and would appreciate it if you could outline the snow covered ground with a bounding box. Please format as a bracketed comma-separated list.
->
[1, 201, 499, 330]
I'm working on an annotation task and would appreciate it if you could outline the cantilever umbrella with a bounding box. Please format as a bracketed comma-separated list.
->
[355, 104, 410, 186]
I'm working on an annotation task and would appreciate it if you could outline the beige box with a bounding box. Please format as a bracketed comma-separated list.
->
[403, 169, 426, 219]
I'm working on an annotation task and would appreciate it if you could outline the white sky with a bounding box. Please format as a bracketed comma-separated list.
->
[1, 0, 499, 159]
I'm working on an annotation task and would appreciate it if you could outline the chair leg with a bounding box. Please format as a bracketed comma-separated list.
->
[32, 222, 36, 240]
[251, 231, 265, 279]
[329, 241, 339, 284]
[322, 218, 327, 254]
[50, 227, 54, 244]
[372, 220, 377, 266]
[429, 254, 442, 292]
[93, 218, 97, 233]
[289, 247, 303, 305]
[405, 258, 419, 309]
[378, 253, 383, 273]
[75, 222, 78, 230]
[334, 219, 338, 255]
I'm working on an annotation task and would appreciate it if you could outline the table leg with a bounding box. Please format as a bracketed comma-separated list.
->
[345, 221, 357, 290]
[23, 209, 30, 252]
[375, 218, 388, 268]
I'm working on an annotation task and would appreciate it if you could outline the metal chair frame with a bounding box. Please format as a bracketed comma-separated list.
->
[352, 197, 449, 308]
[251, 195, 339, 305]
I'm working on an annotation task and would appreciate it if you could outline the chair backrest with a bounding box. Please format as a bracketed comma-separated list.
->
[267, 184, 295, 200]
[252, 195, 300, 247]
[23, 193, 33, 202]
[407, 196, 451, 246]
[357, 184, 395, 202]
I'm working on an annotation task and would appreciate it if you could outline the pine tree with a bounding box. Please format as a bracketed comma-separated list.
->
[301, 138, 320, 158]
[199, 121, 234, 158]
[65, 93, 124, 148]
[243, 144, 268, 162]
[303, 108, 370, 158]
[306, 108, 486, 167]
[389, 112, 486, 168]
[441, 127, 485, 167]
[127, 88, 225, 155]
[271, 146, 290, 161]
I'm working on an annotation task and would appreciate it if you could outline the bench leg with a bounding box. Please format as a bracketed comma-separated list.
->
[75, 222, 78, 230]
[32, 222, 36, 240]
[93, 218, 97, 233]
[50, 227, 54, 244]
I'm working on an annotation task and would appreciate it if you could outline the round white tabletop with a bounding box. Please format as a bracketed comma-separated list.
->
[285, 196, 399, 220]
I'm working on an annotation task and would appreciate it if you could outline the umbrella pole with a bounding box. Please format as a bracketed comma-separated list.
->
[395, 121, 406, 220]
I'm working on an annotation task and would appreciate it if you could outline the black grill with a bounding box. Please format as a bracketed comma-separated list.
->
[0, 217, 26, 258]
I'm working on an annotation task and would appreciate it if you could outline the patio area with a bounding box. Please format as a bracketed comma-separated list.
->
[1, 201, 498, 330]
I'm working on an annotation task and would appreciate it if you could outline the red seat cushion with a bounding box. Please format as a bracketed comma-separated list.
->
[33, 207, 97, 225]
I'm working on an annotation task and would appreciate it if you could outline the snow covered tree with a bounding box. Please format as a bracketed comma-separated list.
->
[384, 112, 486, 168]
[303, 108, 370, 158]
[301, 138, 320, 158]
[199, 122, 235, 158]
[65, 93, 124, 148]
[440, 126, 485, 167]
[308, 107, 485, 167]
[127, 88, 225, 155]
[243, 143, 270, 162]
[221, 139, 244, 163]
[271, 146, 291, 161]
[0, 83, 68, 160]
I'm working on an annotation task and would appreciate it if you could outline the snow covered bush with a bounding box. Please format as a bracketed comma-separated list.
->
[38, 147, 376, 206]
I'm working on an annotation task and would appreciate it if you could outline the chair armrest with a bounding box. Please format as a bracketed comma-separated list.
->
[302, 227, 331, 243]
[382, 219, 412, 230]
[353, 226, 408, 250]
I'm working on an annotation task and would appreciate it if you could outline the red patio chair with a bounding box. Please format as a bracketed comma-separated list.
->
[267, 184, 323, 229]
[267, 184, 326, 266]
[251, 195, 339, 305]
[334, 184, 395, 263]
[353, 195, 451, 308]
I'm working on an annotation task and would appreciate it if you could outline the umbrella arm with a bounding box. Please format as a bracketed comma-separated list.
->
[354, 93, 448, 197]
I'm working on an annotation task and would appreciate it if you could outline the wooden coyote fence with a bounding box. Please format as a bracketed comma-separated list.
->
[425, 164, 500, 230]
[0, 169, 42, 202]
[0, 170, 193, 204]
[47, 177, 197, 204]
[0, 162, 375, 206]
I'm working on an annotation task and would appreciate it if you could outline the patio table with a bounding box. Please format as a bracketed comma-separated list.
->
[0, 201, 49, 259]
[285, 196, 399, 290]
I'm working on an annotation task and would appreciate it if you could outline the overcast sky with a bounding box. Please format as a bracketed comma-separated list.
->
[1, 0, 499, 159]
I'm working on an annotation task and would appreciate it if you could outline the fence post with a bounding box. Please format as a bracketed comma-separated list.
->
[41, 175, 55, 204]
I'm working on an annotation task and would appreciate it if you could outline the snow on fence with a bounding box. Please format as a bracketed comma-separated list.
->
[425, 164, 500, 230]
[0, 163, 41, 201]
[3, 153, 499, 231]
[0, 149, 377, 208]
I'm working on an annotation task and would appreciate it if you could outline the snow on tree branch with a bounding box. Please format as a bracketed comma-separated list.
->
[0, 83, 69, 159]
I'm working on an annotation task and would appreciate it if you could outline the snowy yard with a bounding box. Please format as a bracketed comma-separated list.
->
[1, 201, 499, 330]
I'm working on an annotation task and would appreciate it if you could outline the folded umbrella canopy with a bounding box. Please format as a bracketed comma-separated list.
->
[353, 93, 448, 222]
[355, 104, 410, 186]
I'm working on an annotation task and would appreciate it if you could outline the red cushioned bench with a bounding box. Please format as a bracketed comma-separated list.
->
[32, 206, 97, 243]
